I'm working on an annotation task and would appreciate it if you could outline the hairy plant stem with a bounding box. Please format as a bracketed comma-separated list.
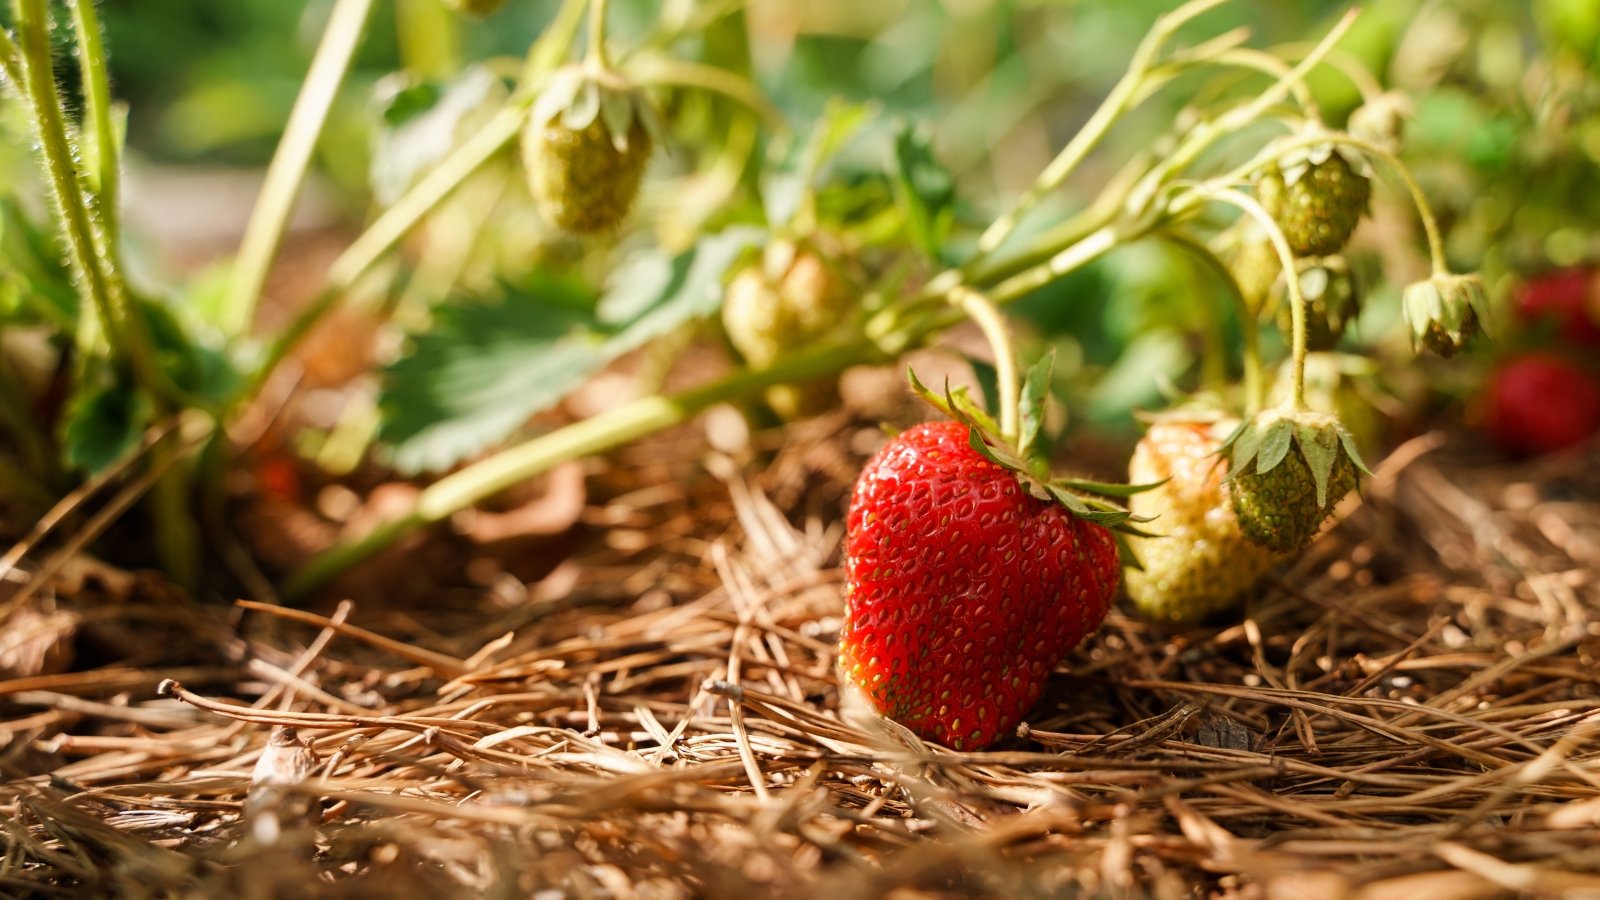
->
[67, 0, 119, 236]
[13, 0, 198, 587]
[12, 0, 120, 357]
[223, 0, 376, 335]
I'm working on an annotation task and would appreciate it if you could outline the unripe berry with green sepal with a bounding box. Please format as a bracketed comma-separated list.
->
[1224, 408, 1369, 553]
[1274, 256, 1361, 352]
[1258, 143, 1371, 257]
[1124, 417, 1285, 625]
[722, 241, 854, 418]
[522, 64, 659, 236]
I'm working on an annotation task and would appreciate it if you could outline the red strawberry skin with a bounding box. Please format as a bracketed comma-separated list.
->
[839, 421, 1120, 749]
[1515, 267, 1600, 347]
[1477, 354, 1600, 457]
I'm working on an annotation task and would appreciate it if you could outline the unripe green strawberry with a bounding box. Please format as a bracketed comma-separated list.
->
[1275, 256, 1361, 352]
[442, 0, 507, 17]
[1124, 418, 1285, 624]
[1226, 409, 1368, 553]
[523, 65, 658, 236]
[722, 242, 853, 418]
[1403, 273, 1488, 358]
[1229, 226, 1282, 319]
[1258, 144, 1371, 257]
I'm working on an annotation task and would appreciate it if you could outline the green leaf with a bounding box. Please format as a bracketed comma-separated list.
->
[380, 229, 763, 473]
[1256, 416, 1295, 475]
[1298, 421, 1340, 508]
[370, 69, 501, 206]
[946, 384, 1000, 436]
[1018, 351, 1054, 464]
[1053, 477, 1166, 498]
[965, 425, 1007, 468]
[61, 366, 151, 475]
[890, 121, 956, 262]
[138, 297, 241, 411]
[1336, 422, 1373, 477]
[1227, 419, 1265, 479]
[0, 198, 77, 330]
[906, 368, 956, 419]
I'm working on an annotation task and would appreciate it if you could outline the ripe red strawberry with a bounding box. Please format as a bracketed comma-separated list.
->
[839, 420, 1122, 749]
[1475, 353, 1600, 457]
[1514, 267, 1600, 347]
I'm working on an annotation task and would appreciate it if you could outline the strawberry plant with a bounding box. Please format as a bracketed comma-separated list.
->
[0, 0, 1483, 639]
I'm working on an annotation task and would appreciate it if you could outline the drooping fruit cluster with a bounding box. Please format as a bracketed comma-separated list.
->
[1123, 417, 1285, 625]
[840, 421, 1122, 749]
[1475, 353, 1600, 457]
[522, 64, 658, 236]
[1224, 409, 1368, 553]
[1258, 143, 1371, 257]
[722, 242, 854, 418]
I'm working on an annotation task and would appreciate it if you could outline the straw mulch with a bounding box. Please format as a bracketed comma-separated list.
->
[2, 418, 1598, 899]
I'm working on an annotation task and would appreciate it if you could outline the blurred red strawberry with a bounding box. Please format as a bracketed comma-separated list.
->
[1513, 267, 1600, 347]
[1476, 353, 1600, 457]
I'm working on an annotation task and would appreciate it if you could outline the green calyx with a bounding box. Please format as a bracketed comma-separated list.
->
[907, 359, 1161, 535]
[1402, 273, 1488, 358]
[1222, 407, 1370, 552]
[530, 63, 663, 155]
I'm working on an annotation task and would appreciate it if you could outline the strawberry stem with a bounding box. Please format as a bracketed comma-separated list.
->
[587, 0, 611, 69]
[222, 0, 377, 336]
[1198, 187, 1308, 411]
[67, 0, 120, 240]
[952, 288, 1021, 445]
[975, 0, 1231, 257]
[1329, 135, 1450, 278]
[1160, 231, 1267, 414]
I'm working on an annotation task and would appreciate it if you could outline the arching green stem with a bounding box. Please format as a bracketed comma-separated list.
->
[222, 0, 376, 335]
[1200, 187, 1308, 411]
[587, 0, 611, 69]
[1125, 7, 1358, 215]
[1160, 230, 1266, 414]
[975, 0, 1232, 256]
[952, 288, 1020, 444]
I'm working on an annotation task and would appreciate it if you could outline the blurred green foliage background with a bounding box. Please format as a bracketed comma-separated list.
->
[5, 0, 1600, 433]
